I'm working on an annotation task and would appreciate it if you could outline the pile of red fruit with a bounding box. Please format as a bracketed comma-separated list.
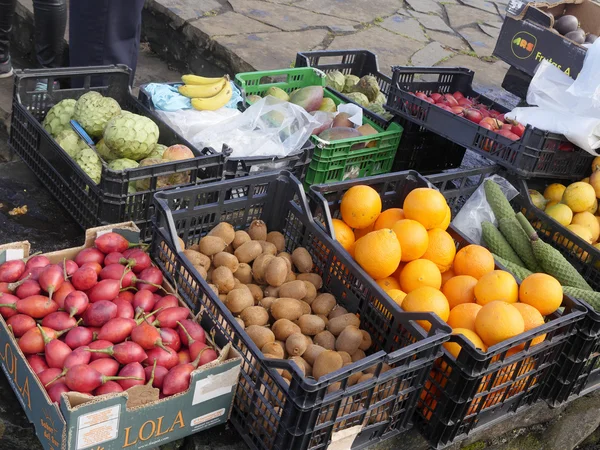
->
[0, 232, 218, 403]
[409, 91, 525, 141]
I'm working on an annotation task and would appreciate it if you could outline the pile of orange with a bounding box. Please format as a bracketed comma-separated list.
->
[334, 184, 565, 419]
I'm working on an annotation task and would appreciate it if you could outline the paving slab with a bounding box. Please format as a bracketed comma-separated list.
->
[406, 0, 442, 14]
[410, 41, 454, 66]
[458, 27, 497, 57]
[459, 0, 499, 14]
[437, 53, 508, 89]
[479, 23, 501, 38]
[214, 29, 329, 72]
[427, 30, 471, 51]
[409, 11, 455, 34]
[149, 0, 223, 28]
[327, 27, 424, 74]
[292, 0, 404, 23]
[189, 12, 279, 37]
[445, 4, 500, 29]
[379, 16, 429, 42]
[228, 0, 358, 31]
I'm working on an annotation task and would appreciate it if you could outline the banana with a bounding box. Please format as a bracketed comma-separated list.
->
[178, 78, 227, 98]
[182, 74, 229, 86]
[191, 83, 233, 111]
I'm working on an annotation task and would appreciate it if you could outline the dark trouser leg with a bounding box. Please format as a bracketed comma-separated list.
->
[32, 0, 67, 68]
[0, 0, 17, 62]
[69, 0, 145, 85]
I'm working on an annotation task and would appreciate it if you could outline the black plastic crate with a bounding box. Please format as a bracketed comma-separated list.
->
[295, 50, 467, 174]
[385, 66, 593, 179]
[309, 168, 586, 448]
[8, 65, 224, 241]
[150, 170, 451, 450]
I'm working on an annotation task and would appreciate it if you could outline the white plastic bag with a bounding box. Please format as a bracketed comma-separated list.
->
[155, 108, 241, 139]
[189, 96, 326, 158]
[452, 175, 519, 244]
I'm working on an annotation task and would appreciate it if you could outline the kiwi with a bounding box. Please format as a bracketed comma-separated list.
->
[292, 247, 313, 273]
[303, 344, 326, 366]
[232, 230, 251, 249]
[248, 220, 268, 241]
[213, 252, 239, 272]
[286, 333, 308, 356]
[285, 272, 297, 283]
[182, 249, 210, 270]
[554, 14, 578, 36]
[212, 266, 235, 294]
[311, 293, 336, 315]
[316, 314, 329, 326]
[271, 298, 304, 321]
[252, 254, 276, 284]
[207, 222, 235, 244]
[278, 280, 307, 299]
[258, 240, 278, 256]
[235, 317, 245, 328]
[218, 294, 227, 302]
[193, 264, 208, 279]
[246, 284, 264, 304]
[348, 370, 363, 387]
[351, 349, 366, 362]
[302, 281, 317, 304]
[357, 373, 374, 384]
[338, 351, 352, 364]
[277, 252, 293, 270]
[314, 330, 336, 350]
[288, 356, 307, 377]
[240, 306, 269, 327]
[259, 296, 277, 310]
[327, 313, 360, 336]
[207, 283, 219, 296]
[265, 257, 289, 287]
[234, 241, 263, 264]
[233, 263, 253, 284]
[313, 350, 344, 381]
[299, 300, 311, 316]
[359, 330, 372, 351]
[262, 342, 285, 359]
[225, 288, 254, 314]
[264, 286, 279, 299]
[329, 306, 349, 320]
[335, 325, 363, 354]
[199, 236, 227, 256]
[266, 231, 285, 252]
[233, 278, 245, 290]
[272, 319, 301, 341]
[246, 325, 275, 349]
[297, 273, 323, 290]
[297, 314, 326, 336]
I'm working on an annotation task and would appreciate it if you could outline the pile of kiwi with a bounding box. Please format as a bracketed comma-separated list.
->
[553, 14, 597, 44]
[182, 219, 380, 389]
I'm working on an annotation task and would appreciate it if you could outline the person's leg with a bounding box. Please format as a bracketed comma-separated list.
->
[32, 0, 67, 68]
[0, 0, 17, 77]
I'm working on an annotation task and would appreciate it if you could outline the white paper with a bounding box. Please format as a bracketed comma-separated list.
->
[76, 404, 120, 450]
[3, 249, 24, 261]
[192, 366, 240, 405]
[327, 425, 361, 450]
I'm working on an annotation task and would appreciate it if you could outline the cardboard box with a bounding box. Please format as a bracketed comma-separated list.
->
[0, 223, 241, 450]
[494, 0, 600, 79]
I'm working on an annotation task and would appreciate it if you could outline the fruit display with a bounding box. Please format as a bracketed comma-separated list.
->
[408, 90, 524, 141]
[181, 219, 376, 386]
[42, 93, 195, 187]
[0, 232, 224, 401]
[178, 74, 233, 111]
[552, 14, 597, 44]
[325, 71, 392, 120]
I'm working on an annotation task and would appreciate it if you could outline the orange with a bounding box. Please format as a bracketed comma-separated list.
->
[354, 229, 401, 280]
[444, 328, 487, 358]
[403, 188, 448, 230]
[453, 245, 495, 279]
[441, 268, 455, 286]
[374, 208, 405, 230]
[442, 275, 477, 309]
[447, 303, 482, 331]
[519, 273, 563, 316]
[354, 223, 374, 240]
[402, 286, 450, 331]
[474, 270, 518, 305]
[421, 228, 456, 272]
[347, 241, 356, 259]
[392, 219, 429, 262]
[332, 219, 355, 252]
[340, 185, 382, 229]
[512, 303, 546, 347]
[376, 276, 401, 292]
[434, 205, 452, 231]
[387, 289, 407, 306]
[399, 259, 442, 293]
[475, 301, 525, 347]
[392, 262, 406, 279]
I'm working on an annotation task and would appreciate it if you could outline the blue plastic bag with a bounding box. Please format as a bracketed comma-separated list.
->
[144, 81, 242, 112]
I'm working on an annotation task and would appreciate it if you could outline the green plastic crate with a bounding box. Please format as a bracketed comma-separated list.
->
[235, 67, 403, 187]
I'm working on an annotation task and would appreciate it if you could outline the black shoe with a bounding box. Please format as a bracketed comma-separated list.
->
[0, 57, 13, 79]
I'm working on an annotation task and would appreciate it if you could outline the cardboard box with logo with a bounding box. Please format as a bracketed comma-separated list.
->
[494, 0, 600, 79]
[0, 223, 241, 450]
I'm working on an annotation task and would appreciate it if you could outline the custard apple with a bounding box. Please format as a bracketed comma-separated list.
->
[345, 92, 369, 108]
[350, 75, 380, 102]
[55, 129, 85, 158]
[367, 103, 393, 120]
[343, 75, 360, 93]
[43, 99, 76, 137]
[147, 143, 167, 159]
[135, 158, 168, 191]
[74, 148, 102, 184]
[108, 158, 139, 171]
[326, 70, 345, 92]
[96, 138, 119, 162]
[373, 92, 386, 106]
[73, 91, 122, 138]
[104, 113, 159, 161]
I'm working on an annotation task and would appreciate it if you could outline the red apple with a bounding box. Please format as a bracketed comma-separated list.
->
[453, 91, 465, 100]
[480, 117, 503, 130]
[444, 94, 459, 107]
[415, 92, 428, 100]
[497, 129, 520, 141]
[464, 109, 483, 124]
[458, 98, 473, 107]
[451, 106, 465, 115]
[437, 104, 453, 112]
[502, 124, 512, 130]
[479, 122, 495, 131]
[510, 122, 525, 138]
[424, 97, 435, 104]
[496, 113, 505, 123]
[430, 93, 443, 102]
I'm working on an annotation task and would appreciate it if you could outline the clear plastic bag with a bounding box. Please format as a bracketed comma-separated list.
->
[189, 96, 327, 158]
[155, 108, 241, 139]
[452, 174, 519, 244]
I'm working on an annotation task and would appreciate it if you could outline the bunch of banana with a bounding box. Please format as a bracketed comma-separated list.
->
[179, 74, 233, 111]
